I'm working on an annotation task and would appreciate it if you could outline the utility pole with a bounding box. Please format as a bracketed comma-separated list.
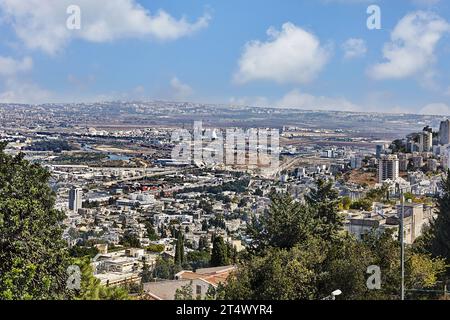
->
[395, 182, 406, 300]
[400, 191, 405, 301]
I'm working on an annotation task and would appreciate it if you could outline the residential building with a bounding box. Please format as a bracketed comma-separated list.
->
[378, 155, 399, 183]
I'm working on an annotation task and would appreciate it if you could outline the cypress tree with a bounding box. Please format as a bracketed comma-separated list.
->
[211, 235, 228, 267]
[174, 231, 184, 266]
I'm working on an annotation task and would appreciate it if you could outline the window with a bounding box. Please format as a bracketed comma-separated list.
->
[196, 285, 202, 295]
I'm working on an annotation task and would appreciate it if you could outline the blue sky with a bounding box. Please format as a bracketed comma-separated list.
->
[0, 0, 450, 115]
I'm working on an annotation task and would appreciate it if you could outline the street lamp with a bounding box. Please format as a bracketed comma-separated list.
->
[331, 290, 342, 300]
[322, 289, 342, 300]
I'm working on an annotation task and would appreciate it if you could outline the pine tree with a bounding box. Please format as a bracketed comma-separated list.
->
[305, 179, 343, 240]
[211, 235, 229, 267]
[247, 193, 317, 251]
[429, 170, 450, 272]
[0, 144, 72, 299]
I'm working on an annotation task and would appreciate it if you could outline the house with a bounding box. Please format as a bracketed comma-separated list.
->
[142, 265, 237, 300]
[143, 279, 213, 300]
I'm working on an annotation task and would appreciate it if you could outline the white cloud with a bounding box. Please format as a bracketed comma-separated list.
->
[412, 0, 441, 6]
[170, 77, 193, 100]
[234, 22, 330, 85]
[368, 11, 450, 80]
[342, 38, 367, 59]
[229, 96, 270, 107]
[0, 56, 32, 76]
[0, 55, 51, 104]
[0, 0, 211, 54]
[276, 89, 360, 111]
[420, 102, 450, 115]
[0, 79, 51, 104]
[444, 86, 450, 96]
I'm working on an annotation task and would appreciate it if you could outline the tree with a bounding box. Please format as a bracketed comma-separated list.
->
[144, 221, 159, 241]
[350, 199, 373, 211]
[201, 219, 209, 232]
[211, 235, 229, 267]
[305, 179, 343, 240]
[73, 257, 129, 300]
[428, 170, 450, 273]
[153, 256, 180, 280]
[174, 281, 193, 300]
[120, 231, 141, 248]
[205, 285, 217, 300]
[186, 251, 211, 271]
[247, 193, 317, 251]
[0, 144, 72, 300]
[174, 231, 185, 266]
[341, 196, 352, 210]
[140, 262, 152, 284]
[227, 242, 238, 264]
[221, 190, 446, 300]
[198, 236, 209, 252]
[223, 242, 325, 300]
[145, 244, 165, 253]
[254, 188, 264, 197]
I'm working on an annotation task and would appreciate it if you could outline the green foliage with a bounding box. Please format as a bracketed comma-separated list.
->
[145, 244, 165, 253]
[211, 235, 229, 267]
[174, 281, 194, 300]
[69, 245, 99, 259]
[247, 193, 317, 252]
[428, 170, 450, 274]
[120, 231, 141, 248]
[174, 231, 185, 266]
[153, 256, 180, 280]
[0, 145, 72, 300]
[350, 199, 373, 211]
[198, 236, 209, 252]
[186, 250, 211, 271]
[73, 258, 129, 300]
[341, 196, 352, 210]
[220, 178, 446, 300]
[144, 221, 160, 241]
[140, 262, 152, 284]
[25, 139, 75, 152]
[305, 179, 343, 240]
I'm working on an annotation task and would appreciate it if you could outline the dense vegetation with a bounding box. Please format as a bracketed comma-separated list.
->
[0, 144, 128, 300]
[25, 139, 76, 152]
[219, 178, 449, 300]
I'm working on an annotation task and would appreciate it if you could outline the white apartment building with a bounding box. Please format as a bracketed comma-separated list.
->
[378, 155, 399, 183]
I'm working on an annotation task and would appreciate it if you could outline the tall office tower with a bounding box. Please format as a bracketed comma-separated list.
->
[378, 155, 399, 183]
[376, 145, 383, 159]
[69, 187, 82, 212]
[439, 119, 450, 145]
[419, 127, 433, 152]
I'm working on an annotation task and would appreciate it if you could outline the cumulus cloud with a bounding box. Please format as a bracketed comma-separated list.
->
[420, 102, 450, 115]
[0, 56, 32, 76]
[411, 0, 441, 6]
[0, 79, 51, 104]
[276, 89, 360, 111]
[0, 0, 211, 54]
[234, 22, 330, 85]
[229, 96, 270, 107]
[170, 77, 193, 100]
[342, 38, 367, 59]
[368, 11, 450, 80]
[0, 55, 51, 104]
